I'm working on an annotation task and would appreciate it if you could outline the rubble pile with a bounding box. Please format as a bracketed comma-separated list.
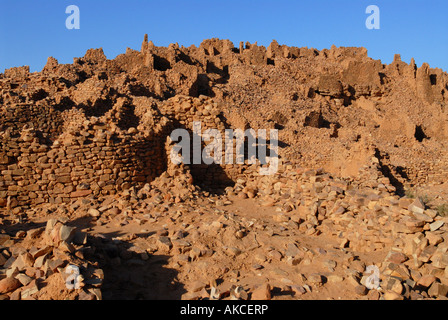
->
[1, 36, 448, 300]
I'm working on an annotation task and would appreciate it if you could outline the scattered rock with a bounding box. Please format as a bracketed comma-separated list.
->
[417, 275, 437, 289]
[430, 221, 444, 232]
[0, 277, 21, 294]
[189, 281, 207, 293]
[355, 285, 368, 296]
[251, 283, 272, 300]
[88, 208, 101, 218]
[385, 251, 408, 264]
[383, 291, 404, 300]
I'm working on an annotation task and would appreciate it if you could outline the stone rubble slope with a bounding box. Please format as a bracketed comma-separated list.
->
[1, 36, 448, 300]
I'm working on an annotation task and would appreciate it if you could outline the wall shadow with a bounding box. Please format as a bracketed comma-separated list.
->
[374, 149, 405, 197]
[0, 212, 186, 300]
[86, 230, 186, 300]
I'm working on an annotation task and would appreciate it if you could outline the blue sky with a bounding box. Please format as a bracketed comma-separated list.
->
[0, 0, 447, 72]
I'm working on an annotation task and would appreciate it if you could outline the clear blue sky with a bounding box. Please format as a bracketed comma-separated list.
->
[0, 0, 447, 73]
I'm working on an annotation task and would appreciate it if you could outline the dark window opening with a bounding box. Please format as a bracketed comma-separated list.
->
[153, 55, 171, 71]
[430, 74, 437, 86]
[414, 125, 428, 142]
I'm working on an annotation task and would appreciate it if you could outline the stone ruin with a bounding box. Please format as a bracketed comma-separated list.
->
[1, 35, 447, 210]
[0, 93, 277, 209]
[1, 36, 448, 301]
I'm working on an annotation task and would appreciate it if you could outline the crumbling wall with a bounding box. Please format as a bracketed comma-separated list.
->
[0, 93, 274, 208]
[160, 95, 268, 191]
[2, 36, 448, 207]
[0, 118, 169, 208]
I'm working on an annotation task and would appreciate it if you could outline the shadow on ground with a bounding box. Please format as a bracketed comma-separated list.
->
[86, 230, 186, 300]
[0, 212, 186, 300]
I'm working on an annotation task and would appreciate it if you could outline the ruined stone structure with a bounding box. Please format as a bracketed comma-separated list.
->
[0, 93, 267, 208]
[1, 35, 448, 209]
[2, 36, 448, 302]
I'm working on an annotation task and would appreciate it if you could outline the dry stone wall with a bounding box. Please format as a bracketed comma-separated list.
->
[2, 36, 448, 208]
[1, 94, 271, 208]
[0, 118, 170, 208]
[160, 95, 270, 191]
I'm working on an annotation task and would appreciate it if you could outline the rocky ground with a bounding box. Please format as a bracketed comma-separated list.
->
[1, 160, 448, 300]
[1, 36, 448, 300]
